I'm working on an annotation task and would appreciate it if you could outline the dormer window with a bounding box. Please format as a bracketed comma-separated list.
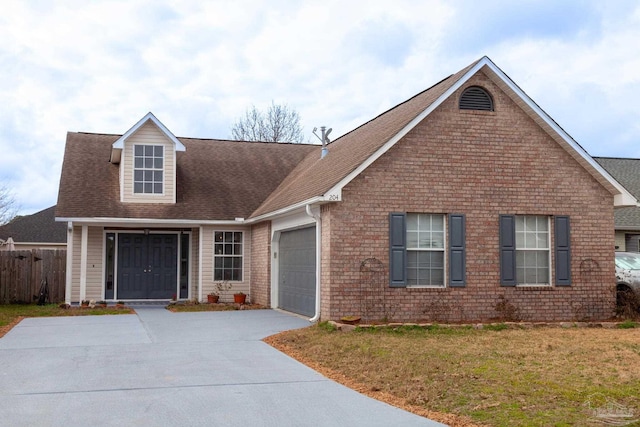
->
[134, 144, 164, 194]
[459, 86, 494, 111]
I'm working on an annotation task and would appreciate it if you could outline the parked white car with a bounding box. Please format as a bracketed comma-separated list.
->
[615, 252, 640, 314]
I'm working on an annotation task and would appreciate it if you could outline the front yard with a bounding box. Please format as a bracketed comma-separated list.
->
[0, 304, 133, 338]
[267, 322, 640, 427]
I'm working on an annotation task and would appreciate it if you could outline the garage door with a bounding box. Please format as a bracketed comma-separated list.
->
[278, 227, 316, 317]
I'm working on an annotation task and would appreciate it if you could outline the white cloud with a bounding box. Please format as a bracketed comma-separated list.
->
[0, 0, 639, 214]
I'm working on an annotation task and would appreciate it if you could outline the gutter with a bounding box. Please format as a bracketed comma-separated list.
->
[305, 204, 322, 322]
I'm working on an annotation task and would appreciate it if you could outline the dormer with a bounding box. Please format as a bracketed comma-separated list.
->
[110, 112, 186, 204]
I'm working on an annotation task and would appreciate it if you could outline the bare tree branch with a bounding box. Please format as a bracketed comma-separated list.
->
[231, 101, 304, 143]
[0, 183, 18, 226]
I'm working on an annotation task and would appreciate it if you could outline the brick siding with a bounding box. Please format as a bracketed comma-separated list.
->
[250, 222, 271, 306]
[319, 71, 616, 323]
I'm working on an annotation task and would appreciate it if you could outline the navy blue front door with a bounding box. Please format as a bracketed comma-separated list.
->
[118, 234, 178, 299]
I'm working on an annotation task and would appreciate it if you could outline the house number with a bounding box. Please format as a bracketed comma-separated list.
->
[328, 194, 339, 201]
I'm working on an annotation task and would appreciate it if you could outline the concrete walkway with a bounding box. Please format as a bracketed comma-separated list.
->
[0, 307, 444, 426]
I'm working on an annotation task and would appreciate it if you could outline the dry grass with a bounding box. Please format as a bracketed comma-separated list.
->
[0, 304, 133, 338]
[267, 324, 640, 427]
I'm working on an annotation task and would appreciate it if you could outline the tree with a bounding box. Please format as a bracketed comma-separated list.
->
[0, 183, 18, 225]
[231, 101, 304, 143]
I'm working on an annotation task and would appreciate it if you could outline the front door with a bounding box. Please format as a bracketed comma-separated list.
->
[118, 234, 178, 299]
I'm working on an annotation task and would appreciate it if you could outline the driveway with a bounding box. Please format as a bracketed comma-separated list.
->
[0, 307, 444, 426]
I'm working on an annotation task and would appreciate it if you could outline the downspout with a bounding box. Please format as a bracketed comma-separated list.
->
[305, 204, 322, 322]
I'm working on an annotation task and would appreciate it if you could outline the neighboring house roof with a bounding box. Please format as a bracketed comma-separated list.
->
[0, 206, 67, 243]
[56, 133, 317, 221]
[595, 157, 640, 230]
[251, 56, 636, 218]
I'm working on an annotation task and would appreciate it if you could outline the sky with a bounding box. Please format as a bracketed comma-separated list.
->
[1, 0, 640, 216]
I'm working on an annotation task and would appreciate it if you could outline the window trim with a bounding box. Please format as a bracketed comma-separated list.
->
[133, 143, 165, 196]
[213, 231, 244, 282]
[515, 215, 552, 286]
[406, 213, 447, 288]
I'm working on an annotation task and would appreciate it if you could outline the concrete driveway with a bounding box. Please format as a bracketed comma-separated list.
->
[0, 307, 444, 427]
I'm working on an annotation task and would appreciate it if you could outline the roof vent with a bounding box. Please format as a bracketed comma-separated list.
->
[459, 86, 494, 111]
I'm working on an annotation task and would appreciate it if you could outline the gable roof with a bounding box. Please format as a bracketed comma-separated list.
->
[56, 133, 317, 222]
[251, 56, 636, 218]
[110, 112, 186, 163]
[595, 157, 640, 230]
[0, 206, 67, 243]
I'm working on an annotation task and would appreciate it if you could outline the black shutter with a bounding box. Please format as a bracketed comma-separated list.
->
[389, 213, 407, 287]
[499, 215, 517, 286]
[449, 214, 466, 287]
[555, 216, 571, 286]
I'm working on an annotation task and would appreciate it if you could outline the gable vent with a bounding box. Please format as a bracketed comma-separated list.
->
[459, 86, 494, 111]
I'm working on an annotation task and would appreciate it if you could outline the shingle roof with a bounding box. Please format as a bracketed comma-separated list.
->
[56, 133, 317, 221]
[250, 61, 479, 218]
[595, 157, 640, 229]
[0, 206, 67, 243]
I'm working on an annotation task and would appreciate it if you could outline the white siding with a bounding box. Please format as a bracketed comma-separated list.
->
[121, 121, 176, 204]
[71, 226, 81, 302]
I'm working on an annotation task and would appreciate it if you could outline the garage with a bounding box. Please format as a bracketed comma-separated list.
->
[278, 227, 316, 317]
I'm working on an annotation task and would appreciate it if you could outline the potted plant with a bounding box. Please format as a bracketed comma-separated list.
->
[116, 301, 125, 308]
[209, 281, 232, 303]
[81, 300, 90, 308]
[233, 291, 247, 304]
[96, 300, 107, 308]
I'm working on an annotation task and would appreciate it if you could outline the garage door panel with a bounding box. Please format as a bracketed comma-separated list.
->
[279, 227, 316, 317]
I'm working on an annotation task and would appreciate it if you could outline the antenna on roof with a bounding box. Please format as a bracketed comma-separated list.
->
[313, 126, 332, 159]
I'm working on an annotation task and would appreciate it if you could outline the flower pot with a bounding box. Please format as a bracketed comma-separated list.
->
[233, 294, 246, 304]
[207, 294, 219, 304]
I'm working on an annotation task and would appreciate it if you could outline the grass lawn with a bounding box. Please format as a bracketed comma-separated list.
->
[0, 304, 134, 338]
[267, 323, 640, 427]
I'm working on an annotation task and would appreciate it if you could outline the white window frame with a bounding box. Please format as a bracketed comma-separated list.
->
[515, 215, 551, 286]
[133, 144, 164, 195]
[406, 213, 446, 287]
[213, 231, 244, 282]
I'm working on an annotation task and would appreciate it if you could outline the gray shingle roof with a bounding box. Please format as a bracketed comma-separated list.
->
[0, 206, 67, 243]
[594, 157, 640, 229]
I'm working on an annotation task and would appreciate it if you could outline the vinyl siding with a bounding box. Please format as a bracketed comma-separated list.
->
[121, 121, 176, 204]
[615, 231, 626, 251]
[200, 225, 251, 302]
[85, 227, 104, 300]
[70, 226, 81, 302]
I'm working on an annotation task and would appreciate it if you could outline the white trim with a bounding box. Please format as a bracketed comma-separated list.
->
[248, 196, 326, 223]
[198, 226, 204, 302]
[79, 225, 88, 302]
[212, 230, 244, 282]
[305, 204, 321, 322]
[514, 215, 552, 286]
[132, 143, 167, 197]
[406, 213, 447, 288]
[64, 222, 73, 304]
[112, 112, 185, 151]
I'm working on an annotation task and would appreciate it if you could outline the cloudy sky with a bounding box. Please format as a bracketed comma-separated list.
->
[1, 0, 639, 215]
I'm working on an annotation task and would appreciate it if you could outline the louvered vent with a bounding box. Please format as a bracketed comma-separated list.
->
[459, 86, 494, 111]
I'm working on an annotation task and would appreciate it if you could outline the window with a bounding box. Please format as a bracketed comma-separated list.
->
[214, 231, 243, 281]
[515, 216, 550, 284]
[406, 214, 445, 286]
[390, 213, 466, 288]
[134, 145, 163, 194]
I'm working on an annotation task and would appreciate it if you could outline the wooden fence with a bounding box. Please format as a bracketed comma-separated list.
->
[0, 250, 66, 304]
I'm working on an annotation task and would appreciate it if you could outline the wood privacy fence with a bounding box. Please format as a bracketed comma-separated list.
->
[0, 250, 66, 304]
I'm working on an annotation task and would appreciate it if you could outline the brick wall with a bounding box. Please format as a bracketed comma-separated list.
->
[250, 221, 271, 306]
[320, 71, 616, 323]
